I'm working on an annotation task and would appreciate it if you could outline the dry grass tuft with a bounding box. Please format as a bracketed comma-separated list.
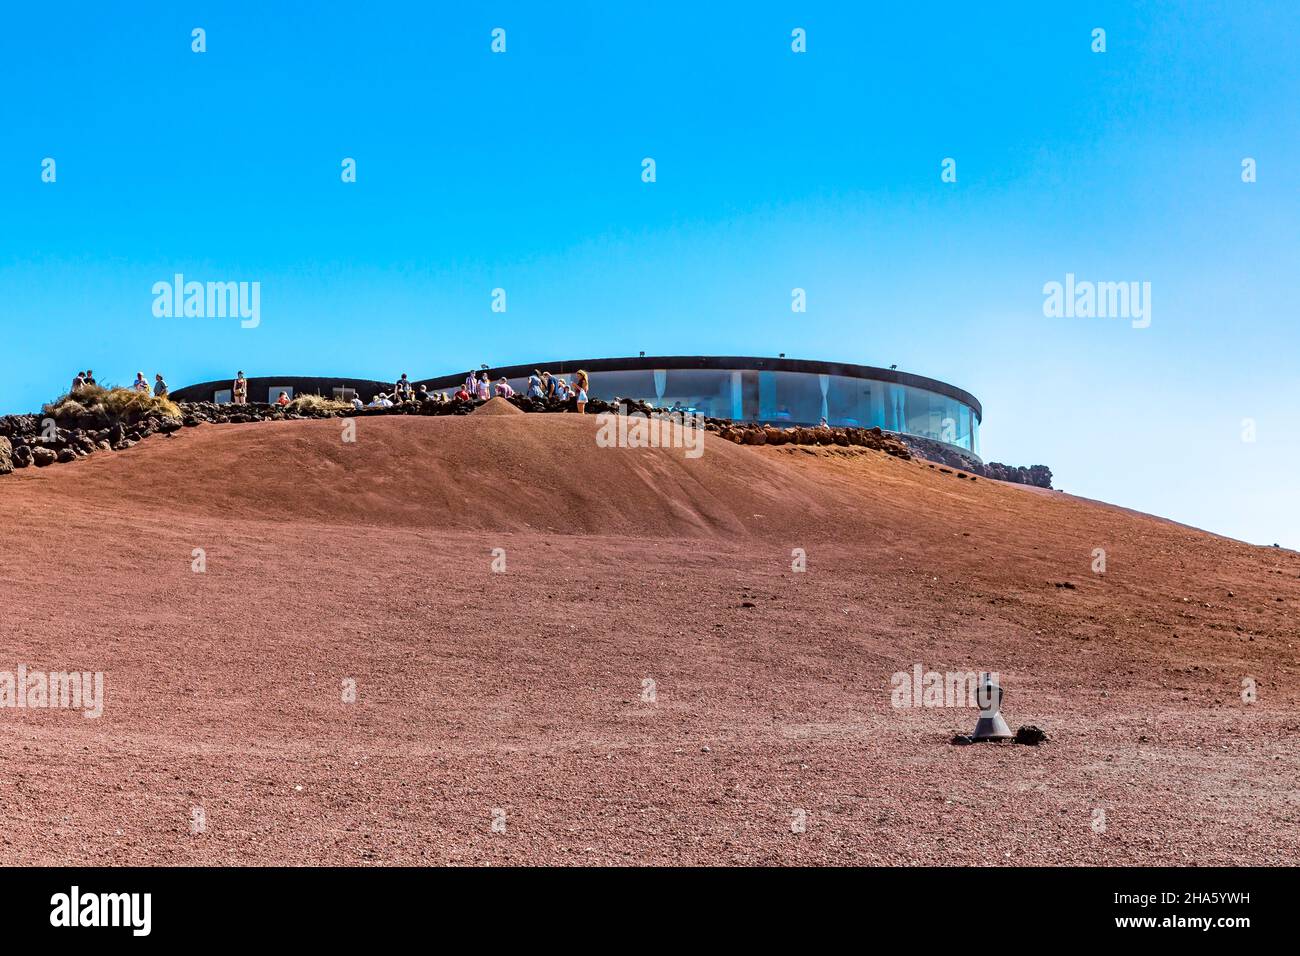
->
[286, 393, 352, 414]
[45, 385, 182, 422]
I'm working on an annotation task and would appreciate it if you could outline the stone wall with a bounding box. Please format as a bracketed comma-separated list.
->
[0, 396, 1053, 489]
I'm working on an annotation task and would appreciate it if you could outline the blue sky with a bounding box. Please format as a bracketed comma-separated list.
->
[2, 1, 1297, 546]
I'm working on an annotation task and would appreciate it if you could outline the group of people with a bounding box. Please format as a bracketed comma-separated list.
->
[135, 372, 168, 397]
[360, 368, 591, 414]
[361, 373, 449, 409]
[70, 370, 98, 391]
[524, 369, 589, 414]
[453, 370, 513, 404]
[68, 366, 594, 412]
[70, 369, 169, 398]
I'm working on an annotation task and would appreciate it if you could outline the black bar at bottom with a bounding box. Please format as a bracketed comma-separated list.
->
[0, 866, 1282, 941]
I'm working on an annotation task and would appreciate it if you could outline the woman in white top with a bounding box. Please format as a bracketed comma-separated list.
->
[572, 369, 589, 414]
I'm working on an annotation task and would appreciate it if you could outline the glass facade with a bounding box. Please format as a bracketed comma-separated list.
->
[178, 363, 979, 456]
[474, 366, 980, 455]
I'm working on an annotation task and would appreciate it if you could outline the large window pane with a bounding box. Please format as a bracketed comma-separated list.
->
[476, 363, 979, 455]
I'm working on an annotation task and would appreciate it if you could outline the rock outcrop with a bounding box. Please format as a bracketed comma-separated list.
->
[0, 405, 186, 472]
[900, 434, 1053, 489]
[716, 423, 912, 459]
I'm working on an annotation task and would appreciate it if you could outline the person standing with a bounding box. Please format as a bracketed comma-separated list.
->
[573, 369, 589, 414]
[133, 372, 149, 392]
[395, 374, 413, 401]
[71, 371, 86, 393]
[232, 371, 248, 405]
[154, 374, 168, 397]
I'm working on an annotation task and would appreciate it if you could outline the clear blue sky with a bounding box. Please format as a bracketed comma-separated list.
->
[2, 1, 1297, 547]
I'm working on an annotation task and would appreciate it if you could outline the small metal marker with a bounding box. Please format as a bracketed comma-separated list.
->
[971, 674, 1013, 741]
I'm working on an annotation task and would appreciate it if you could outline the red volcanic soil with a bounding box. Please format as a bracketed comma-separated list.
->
[1, 414, 1297, 865]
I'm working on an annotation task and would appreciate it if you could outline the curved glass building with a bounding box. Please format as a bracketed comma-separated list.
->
[433, 356, 982, 457]
[171, 356, 982, 458]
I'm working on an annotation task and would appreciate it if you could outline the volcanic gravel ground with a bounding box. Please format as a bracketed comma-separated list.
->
[0, 415, 1296, 864]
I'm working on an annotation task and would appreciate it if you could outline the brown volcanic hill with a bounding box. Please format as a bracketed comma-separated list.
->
[471, 396, 525, 416]
[0, 413, 1297, 866]
[2, 414, 878, 537]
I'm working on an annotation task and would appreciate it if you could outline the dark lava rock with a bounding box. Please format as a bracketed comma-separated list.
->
[1015, 725, 1048, 746]
[899, 434, 1051, 488]
[32, 447, 57, 467]
[0, 436, 11, 475]
[12, 444, 33, 468]
[950, 734, 974, 746]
